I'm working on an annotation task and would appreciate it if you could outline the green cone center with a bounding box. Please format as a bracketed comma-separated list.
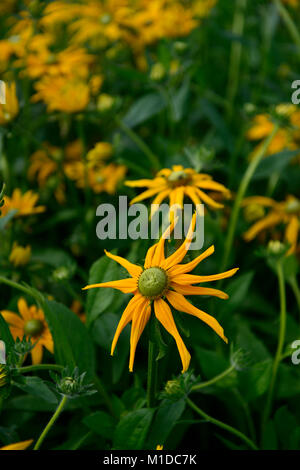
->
[24, 319, 44, 337]
[138, 267, 168, 298]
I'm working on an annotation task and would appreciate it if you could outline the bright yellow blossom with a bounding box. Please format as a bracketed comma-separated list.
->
[9, 242, 31, 267]
[83, 215, 238, 372]
[2, 189, 46, 217]
[125, 165, 230, 216]
[243, 195, 300, 255]
[2, 298, 53, 365]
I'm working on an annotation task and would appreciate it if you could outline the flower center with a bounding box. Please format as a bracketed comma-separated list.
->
[167, 170, 190, 187]
[24, 319, 44, 337]
[138, 267, 168, 299]
[285, 198, 300, 214]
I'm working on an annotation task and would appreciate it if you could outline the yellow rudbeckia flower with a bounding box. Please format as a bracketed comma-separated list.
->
[9, 242, 31, 267]
[243, 195, 300, 255]
[83, 215, 238, 373]
[1, 189, 46, 217]
[0, 81, 19, 125]
[125, 165, 230, 215]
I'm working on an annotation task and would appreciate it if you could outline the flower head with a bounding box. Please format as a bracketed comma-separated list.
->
[125, 165, 230, 216]
[83, 215, 238, 372]
[2, 298, 53, 365]
[0, 81, 19, 125]
[243, 195, 300, 255]
[9, 242, 31, 267]
[1, 189, 46, 217]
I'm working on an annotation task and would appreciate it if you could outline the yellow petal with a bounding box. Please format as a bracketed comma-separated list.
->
[104, 250, 142, 278]
[130, 186, 167, 205]
[243, 213, 282, 241]
[154, 298, 191, 373]
[194, 179, 229, 193]
[168, 245, 215, 276]
[144, 243, 159, 268]
[170, 283, 229, 299]
[0, 439, 33, 450]
[194, 188, 224, 209]
[1, 311, 24, 329]
[241, 196, 278, 208]
[17, 297, 32, 321]
[82, 278, 137, 293]
[285, 215, 299, 255]
[111, 294, 143, 356]
[129, 300, 151, 372]
[166, 291, 227, 342]
[172, 267, 239, 284]
[31, 343, 43, 365]
[125, 177, 166, 188]
[161, 213, 196, 270]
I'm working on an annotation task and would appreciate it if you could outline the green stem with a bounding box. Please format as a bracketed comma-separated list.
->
[220, 124, 280, 273]
[288, 275, 300, 316]
[191, 365, 235, 392]
[147, 339, 157, 408]
[261, 260, 286, 437]
[225, 0, 247, 122]
[273, 0, 300, 53]
[0, 276, 35, 298]
[19, 364, 63, 374]
[93, 375, 118, 419]
[117, 118, 160, 171]
[34, 395, 68, 450]
[186, 398, 258, 450]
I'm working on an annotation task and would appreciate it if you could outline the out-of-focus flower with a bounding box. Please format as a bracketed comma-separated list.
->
[9, 242, 31, 267]
[32, 76, 90, 113]
[156, 445, 164, 450]
[1, 189, 46, 217]
[0, 81, 19, 125]
[125, 165, 230, 216]
[87, 142, 113, 164]
[83, 215, 238, 372]
[150, 63, 165, 81]
[243, 195, 300, 255]
[97, 93, 115, 112]
[0, 439, 33, 451]
[2, 298, 53, 365]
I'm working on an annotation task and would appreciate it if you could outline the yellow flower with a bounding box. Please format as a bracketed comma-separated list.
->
[156, 445, 163, 450]
[87, 142, 113, 164]
[9, 242, 31, 267]
[0, 439, 33, 450]
[243, 195, 300, 255]
[1, 189, 46, 217]
[83, 215, 238, 372]
[32, 75, 90, 113]
[97, 93, 115, 112]
[2, 298, 53, 365]
[0, 81, 19, 125]
[125, 165, 230, 216]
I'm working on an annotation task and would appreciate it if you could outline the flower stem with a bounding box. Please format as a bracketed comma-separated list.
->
[19, 364, 64, 374]
[147, 339, 157, 408]
[93, 374, 118, 419]
[33, 395, 68, 450]
[117, 118, 160, 171]
[186, 398, 258, 450]
[273, 0, 300, 53]
[220, 124, 280, 273]
[261, 259, 286, 438]
[191, 365, 235, 392]
[288, 275, 300, 317]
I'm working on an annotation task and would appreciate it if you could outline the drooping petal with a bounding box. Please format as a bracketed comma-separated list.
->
[161, 213, 197, 270]
[129, 300, 151, 372]
[31, 343, 43, 365]
[194, 188, 224, 209]
[154, 298, 191, 373]
[194, 179, 229, 194]
[172, 267, 239, 284]
[285, 215, 299, 255]
[125, 177, 165, 188]
[151, 189, 171, 218]
[166, 291, 227, 342]
[241, 196, 278, 208]
[104, 250, 142, 278]
[243, 212, 282, 241]
[82, 278, 138, 293]
[111, 294, 143, 356]
[168, 245, 215, 276]
[170, 283, 229, 299]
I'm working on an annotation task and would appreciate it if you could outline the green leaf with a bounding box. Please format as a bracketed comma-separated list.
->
[274, 406, 299, 448]
[0, 210, 17, 231]
[113, 408, 154, 450]
[261, 420, 278, 450]
[123, 93, 166, 128]
[282, 255, 299, 280]
[147, 399, 185, 448]
[219, 271, 254, 315]
[83, 411, 115, 439]
[253, 149, 300, 179]
[85, 254, 120, 325]
[43, 300, 95, 378]
[239, 359, 272, 401]
[170, 79, 189, 122]
[0, 312, 14, 355]
[13, 376, 58, 404]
